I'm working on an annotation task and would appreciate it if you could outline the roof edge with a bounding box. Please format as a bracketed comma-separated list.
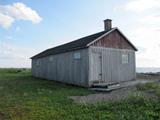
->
[115, 28, 138, 51]
[87, 28, 117, 46]
[87, 27, 138, 51]
[30, 46, 89, 59]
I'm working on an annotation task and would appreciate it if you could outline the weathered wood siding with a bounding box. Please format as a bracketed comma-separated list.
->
[91, 29, 135, 51]
[89, 46, 136, 85]
[32, 29, 137, 87]
[32, 48, 89, 87]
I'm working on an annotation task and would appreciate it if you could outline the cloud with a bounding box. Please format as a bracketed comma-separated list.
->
[0, 13, 14, 28]
[125, 0, 160, 12]
[128, 25, 160, 67]
[0, 40, 57, 68]
[139, 13, 160, 24]
[0, 42, 29, 60]
[117, 0, 160, 67]
[0, 42, 38, 68]
[0, 2, 42, 28]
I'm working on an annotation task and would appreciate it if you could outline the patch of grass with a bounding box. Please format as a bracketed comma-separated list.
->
[136, 82, 160, 98]
[136, 83, 160, 91]
[0, 68, 160, 120]
[0, 68, 31, 75]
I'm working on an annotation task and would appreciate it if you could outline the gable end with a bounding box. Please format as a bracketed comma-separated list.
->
[88, 28, 137, 51]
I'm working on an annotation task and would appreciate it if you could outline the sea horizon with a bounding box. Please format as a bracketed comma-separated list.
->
[136, 67, 160, 73]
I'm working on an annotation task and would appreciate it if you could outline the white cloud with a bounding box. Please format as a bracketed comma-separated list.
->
[0, 42, 39, 68]
[139, 13, 160, 24]
[0, 2, 42, 28]
[0, 13, 14, 28]
[125, 0, 160, 12]
[0, 40, 57, 68]
[129, 25, 160, 67]
[118, 0, 160, 67]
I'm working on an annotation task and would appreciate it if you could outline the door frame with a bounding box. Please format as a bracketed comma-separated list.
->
[90, 51, 103, 84]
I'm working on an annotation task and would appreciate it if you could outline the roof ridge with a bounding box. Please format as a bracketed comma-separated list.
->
[31, 30, 109, 59]
[47, 30, 106, 50]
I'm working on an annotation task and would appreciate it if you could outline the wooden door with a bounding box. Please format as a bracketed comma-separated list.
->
[92, 52, 102, 83]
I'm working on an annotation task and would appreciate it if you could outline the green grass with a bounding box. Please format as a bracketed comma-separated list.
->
[0, 68, 160, 120]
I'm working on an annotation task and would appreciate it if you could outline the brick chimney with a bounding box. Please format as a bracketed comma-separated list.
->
[104, 19, 112, 31]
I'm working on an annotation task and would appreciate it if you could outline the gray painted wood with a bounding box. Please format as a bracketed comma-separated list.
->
[89, 46, 136, 85]
[32, 46, 136, 87]
[32, 49, 89, 87]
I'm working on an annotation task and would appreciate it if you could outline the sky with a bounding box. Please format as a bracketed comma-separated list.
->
[0, 0, 160, 68]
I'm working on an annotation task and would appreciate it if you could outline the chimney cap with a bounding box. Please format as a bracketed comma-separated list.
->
[104, 19, 112, 22]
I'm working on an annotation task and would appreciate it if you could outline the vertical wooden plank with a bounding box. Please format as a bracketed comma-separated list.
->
[32, 48, 89, 87]
[88, 46, 136, 85]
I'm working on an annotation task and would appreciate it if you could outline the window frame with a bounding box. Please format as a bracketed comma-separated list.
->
[122, 53, 129, 64]
[73, 52, 81, 60]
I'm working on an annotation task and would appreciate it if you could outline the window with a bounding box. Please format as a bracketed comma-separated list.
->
[74, 52, 81, 59]
[122, 53, 129, 64]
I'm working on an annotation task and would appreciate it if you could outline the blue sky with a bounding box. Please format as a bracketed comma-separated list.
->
[0, 0, 160, 68]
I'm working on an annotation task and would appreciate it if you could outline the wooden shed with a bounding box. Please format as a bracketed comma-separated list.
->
[31, 19, 137, 87]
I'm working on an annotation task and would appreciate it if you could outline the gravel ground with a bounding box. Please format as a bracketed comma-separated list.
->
[69, 80, 160, 104]
[69, 86, 136, 104]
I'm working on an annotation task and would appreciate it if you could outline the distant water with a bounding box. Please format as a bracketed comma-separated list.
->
[136, 67, 160, 73]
